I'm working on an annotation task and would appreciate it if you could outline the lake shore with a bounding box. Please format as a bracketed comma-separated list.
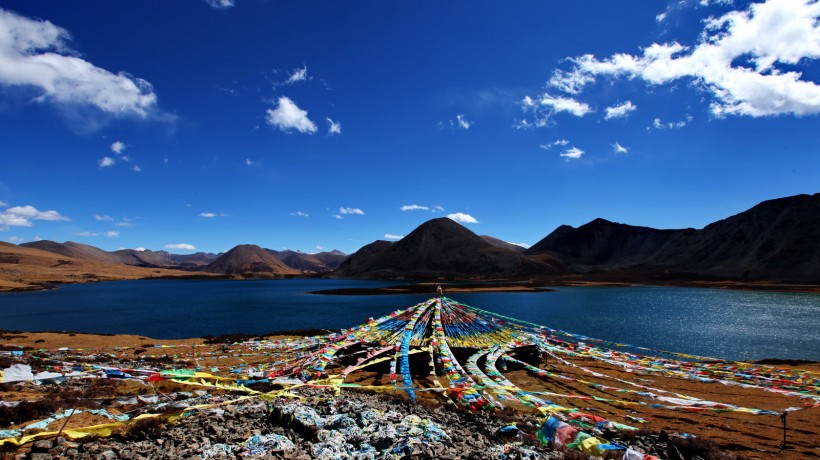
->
[1, 330, 818, 459]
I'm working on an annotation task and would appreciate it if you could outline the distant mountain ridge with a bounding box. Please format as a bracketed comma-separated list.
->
[334, 218, 556, 279]
[22, 241, 346, 275]
[525, 193, 820, 282]
[15, 193, 819, 282]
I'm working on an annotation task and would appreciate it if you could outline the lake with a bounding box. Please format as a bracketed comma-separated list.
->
[1, 279, 818, 361]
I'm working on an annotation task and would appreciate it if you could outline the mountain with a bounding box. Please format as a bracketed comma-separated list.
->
[525, 219, 684, 270]
[112, 249, 175, 267]
[20, 241, 123, 265]
[334, 218, 555, 279]
[648, 193, 820, 281]
[204, 244, 297, 275]
[167, 252, 220, 269]
[526, 193, 820, 282]
[480, 235, 527, 253]
[0, 242, 216, 292]
[267, 249, 348, 273]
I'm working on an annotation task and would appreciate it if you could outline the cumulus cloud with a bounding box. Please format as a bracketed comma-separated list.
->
[456, 114, 472, 129]
[94, 214, 113, 221]
[164, 243, 196, 251]
[548, 0, 820, 117]
[333, 214, 343, 220]
[326, 117, 342, 134]
[400, 204, 429, 211]
[110, 141, 126, 154]
[447, 212, 478, 224]
[266, 96, 317, 133]
[0, 205, 69, 230]
[517, 94, 591, 128]
[291, 211, 309, 217]
[560, 146, 585, 159]
[98, 156, 115, 168]
[613, 142, 629, 154]
[384, 234, 403, 241]
[604, 101, 637, 120]
[339, 207, 364, 215]
[0, 9, 157, 117]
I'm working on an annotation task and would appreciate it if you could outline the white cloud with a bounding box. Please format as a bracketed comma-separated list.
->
[400, 204, 429, 211]
[199, 212, 226, 218]
[131, 165, 141, 172]
[164, 243, 196, 251]
[0, 205, 69, 230]
[384, 234, 403, 241]
[333, 214, 343, 220]
[98, 156, 115, 168]
[285, 65, 308, 84]
[0, 201, 7, 207]
[339, 207, 364, 215]
[115, 218, 133, 227]
[509, 242, 531, 249]
[94, 214, 113, 221]
[447, 212, 478, 224]
[656, 12, 668, 23]
[549, 0, 820, 117]
[244, 158, 254, 166]
[326, 117, 342, 134]
[604, 101, 637, 120]
[0, 9, 157, 117]
[613, 142, 629, 154]
[315, 245, 325, 251]
[7, 236, 24, 243]
[266, 96, 317, 133]
[291, 211, 309, 217]
[75, 230, 118, 237]
[518, 94, 591, 128]
[110, 141, 126, 154]
[539, 139, 570, 150]
[560, 146, 585, 159]
[204, 0, 234, 9]
[432, 205, 445, 213]
[456, 114, 471, 129]
[652, 116, 691, 129]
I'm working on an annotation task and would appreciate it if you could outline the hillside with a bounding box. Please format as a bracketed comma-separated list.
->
[21, 240, 123, 265]
[526, 193, 820, 282]
[334, 218, 555, 279]
[204, 244, 298, 276]
[0, 242, 215, 292]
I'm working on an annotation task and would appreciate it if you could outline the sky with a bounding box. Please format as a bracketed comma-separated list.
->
[1, 0, 819, 255]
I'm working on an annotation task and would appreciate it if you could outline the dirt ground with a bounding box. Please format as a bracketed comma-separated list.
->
[2, 331, 818, 459]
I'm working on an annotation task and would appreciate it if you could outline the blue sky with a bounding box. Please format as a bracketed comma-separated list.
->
[1, 0, 818, 254]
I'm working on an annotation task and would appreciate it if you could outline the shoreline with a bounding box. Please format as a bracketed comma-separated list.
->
[2, 274, 819, 295]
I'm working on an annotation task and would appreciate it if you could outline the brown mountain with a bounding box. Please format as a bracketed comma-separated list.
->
[526, 193, 820, 282]
[334, 218, 555, 279]
[112, 249, 175, 267]
[21, 241, 123, 265]
[204, 244, 297, 275]
[268, 249, 347, 273]
[0, 242, 215, 292]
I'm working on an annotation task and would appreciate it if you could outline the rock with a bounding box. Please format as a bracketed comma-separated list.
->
[32, 439, 53, 451]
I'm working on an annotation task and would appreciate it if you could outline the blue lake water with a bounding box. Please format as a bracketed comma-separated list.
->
[1, 279, 818, 361]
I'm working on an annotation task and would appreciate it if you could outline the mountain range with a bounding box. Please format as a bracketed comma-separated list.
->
[7, 193, 819, 288]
